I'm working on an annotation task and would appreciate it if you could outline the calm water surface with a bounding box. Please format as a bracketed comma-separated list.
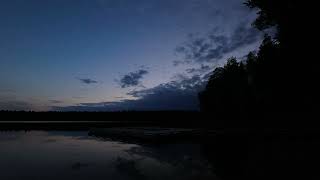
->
[0, 131, 217, 180]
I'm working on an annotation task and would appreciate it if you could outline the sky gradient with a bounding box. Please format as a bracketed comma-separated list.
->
[0, 0, 262, 111]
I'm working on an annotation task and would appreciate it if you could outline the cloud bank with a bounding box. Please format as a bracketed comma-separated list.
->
[53, 74, 208, 111]
[175, 21, 262, 65]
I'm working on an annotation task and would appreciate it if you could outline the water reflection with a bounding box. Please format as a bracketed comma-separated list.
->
[0, 131, 217, 180]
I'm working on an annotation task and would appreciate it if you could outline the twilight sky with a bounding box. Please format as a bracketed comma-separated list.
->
[0, 0, 263, 111]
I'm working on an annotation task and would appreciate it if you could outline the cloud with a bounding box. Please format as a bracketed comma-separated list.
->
[78, 78, 98, 84]
[72, 96, 86, 99]
[118, 69, 149, 88]
[0, 101, 34, 111]
[53, 74, 209, 112]
[0, 89, 16, 94]
[49, 100, 63, 104]
[175, 21, 262, 65]
[186, 64, 212, 74]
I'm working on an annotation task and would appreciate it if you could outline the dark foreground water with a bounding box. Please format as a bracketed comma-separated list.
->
[0, 131, 217, 180]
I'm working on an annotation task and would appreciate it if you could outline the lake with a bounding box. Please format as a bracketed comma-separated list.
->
[0, 130, 218, 180]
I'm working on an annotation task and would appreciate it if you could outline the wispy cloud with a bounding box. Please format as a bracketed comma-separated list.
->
[77, 78, 98, 85]
[0, 89, 16, 94]
[49, 100, 63, 104]
[0, 101, 33, 111]
[72, 96, 86, 99]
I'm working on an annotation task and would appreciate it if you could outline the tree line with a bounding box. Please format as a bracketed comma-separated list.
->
[199, 0, 317, 120]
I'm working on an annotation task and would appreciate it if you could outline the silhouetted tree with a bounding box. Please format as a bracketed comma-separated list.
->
[199, 57, 251, 119]
[244, 0, 317, 112]
[200, 0, 317, 120]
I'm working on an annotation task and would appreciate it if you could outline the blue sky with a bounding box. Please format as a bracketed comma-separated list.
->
[0, 0, 262, 111]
